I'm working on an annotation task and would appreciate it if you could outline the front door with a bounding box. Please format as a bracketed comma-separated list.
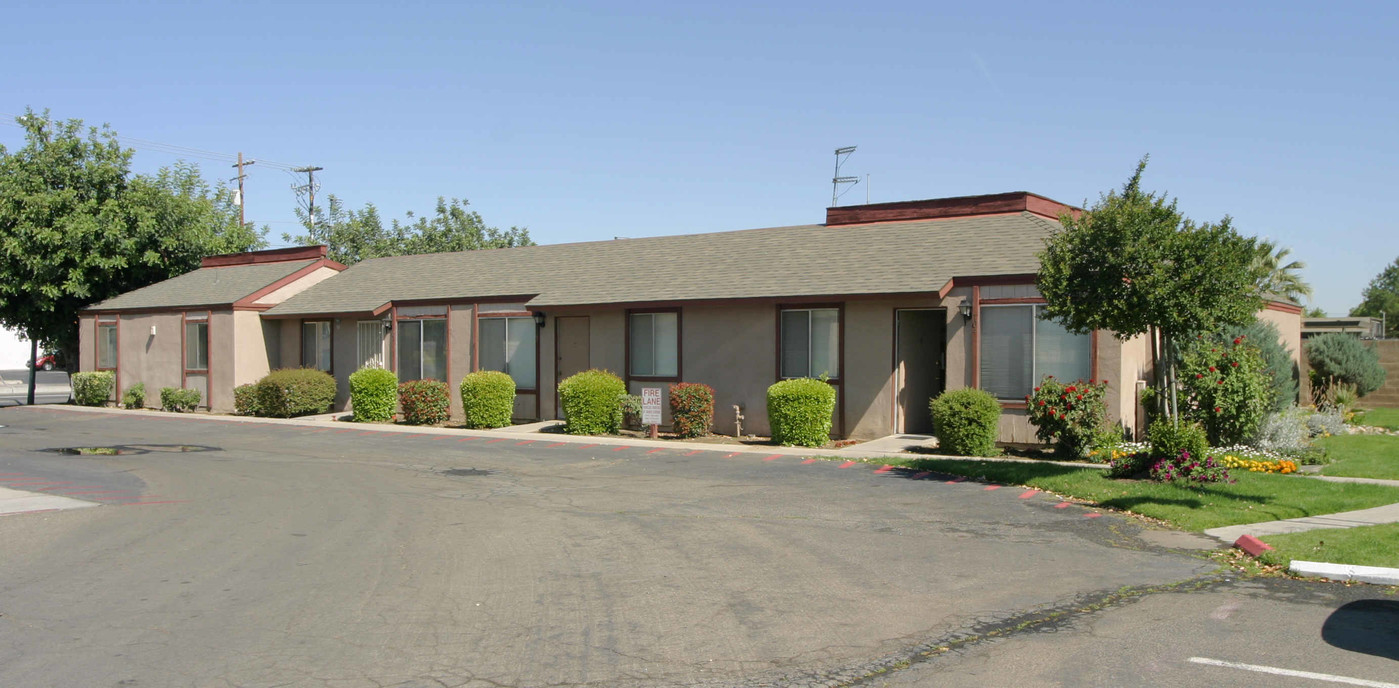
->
[554, 316, 590, 419]
[896, 309, 946, 434]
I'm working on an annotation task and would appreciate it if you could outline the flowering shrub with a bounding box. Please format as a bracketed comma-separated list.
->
[1219, 453, 1297, 474]
[398, 380, 450, 426]
[1148, 451, 1232, 484]
[669, 382, 715, 438]
[1180, 334, 1270, 446]
[1026, 377, 1109, 459]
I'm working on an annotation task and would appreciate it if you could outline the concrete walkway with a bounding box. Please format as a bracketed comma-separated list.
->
[0, 485, 97, 516]
[1204, 501, 1399, 543]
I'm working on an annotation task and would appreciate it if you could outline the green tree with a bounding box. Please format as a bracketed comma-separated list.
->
[0, 110, 264, 370]
[1304, 306, 1328, 318]
[1252, 239, 1312, 304]
[1350, 256, 1399, 338]
[285, 196, 532, 265]
[1036, 157, 1263, 423]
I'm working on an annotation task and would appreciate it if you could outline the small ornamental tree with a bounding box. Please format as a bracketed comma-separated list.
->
[1037, 156, 1262, 425]
[1179, 334, 1270, 445]
[1025, 377, 1108, 459]
[669, 382, 715, 438]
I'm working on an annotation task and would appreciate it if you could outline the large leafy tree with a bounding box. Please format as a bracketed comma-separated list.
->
[0, 110, 264, 369]
[1350, 256, 1399, 338]
[1036, 157, 1263, 422]
[1252, 239, 1312, 304]
[285, 195, 532, 266]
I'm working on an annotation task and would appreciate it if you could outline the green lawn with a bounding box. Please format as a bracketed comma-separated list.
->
[1355, 407, 1399, 431]
[1259, 522, 1399, 569]
[1317, 434, 1399, 480]
[875, 457, 1399, 532]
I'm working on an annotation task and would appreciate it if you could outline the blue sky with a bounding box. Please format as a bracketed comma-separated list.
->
[3, 1, 1395, 316]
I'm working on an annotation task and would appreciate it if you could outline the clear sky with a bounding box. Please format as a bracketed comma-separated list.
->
[3, 1, 1395, 317]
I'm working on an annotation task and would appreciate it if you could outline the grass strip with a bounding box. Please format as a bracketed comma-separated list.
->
[1258, 522, 1399, 569]
[1355, 407, 1399, 431]
[871, 457, 1399, 532]
[1318, 434, 1399, 480]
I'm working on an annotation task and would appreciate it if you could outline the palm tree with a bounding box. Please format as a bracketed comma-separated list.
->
[1253, 240, 1312, 303]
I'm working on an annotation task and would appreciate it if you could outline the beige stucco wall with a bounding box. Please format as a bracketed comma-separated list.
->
[113, 312, 185, 408]
[233, 310, 273, 387]
[448, 305, 475, 418]
[1258, 305, 1305, 404]
[278, 319, 301, 374]
[252, 266, 342, 306]
[78, 315, 96, 373]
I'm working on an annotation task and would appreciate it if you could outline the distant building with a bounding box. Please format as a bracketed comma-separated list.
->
[1302, 317, 1384, 340]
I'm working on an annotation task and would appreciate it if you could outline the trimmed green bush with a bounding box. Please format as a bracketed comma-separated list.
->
[1306, 333, 1386, 397]
[121, 382, 146, 410]
[669, 382, 715, 438]
[233, 383, 261, 416]
[558, 369, 626, 435]
[459, 370, 516, 429]
[1147, 418, 1209, 461]
[399, 380, 450, 425]
[1180, 334, 1271, 445]
[929, 388, 1001, 456]
[160, 387, 201, 412]
[767, 378, 836, 447]
[349, 367, 397, 422]
[72, 371, 115, 407]
[255, 368, 337, 418]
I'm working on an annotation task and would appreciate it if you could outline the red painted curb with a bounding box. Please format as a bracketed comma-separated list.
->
[874, 465, 893, 474]
[647, 449, 664, 454]
[1234, 534, 1274, 557]
[801, 458, 818, 465]
[1084, 512, 1102, 519]
[838, 461, 857, 469]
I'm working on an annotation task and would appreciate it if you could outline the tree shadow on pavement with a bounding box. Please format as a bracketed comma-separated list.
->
[1321, 599, 1399, 661]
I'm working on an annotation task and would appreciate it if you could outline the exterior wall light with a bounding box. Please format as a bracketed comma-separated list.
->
[532, 311, 546, 328]
[960, 302, 973, 320]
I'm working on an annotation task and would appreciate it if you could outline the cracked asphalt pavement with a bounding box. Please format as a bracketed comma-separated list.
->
[0, 407, 1393, 687]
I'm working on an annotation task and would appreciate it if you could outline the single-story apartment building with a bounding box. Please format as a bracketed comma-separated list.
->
[79, 191, 1303, 442]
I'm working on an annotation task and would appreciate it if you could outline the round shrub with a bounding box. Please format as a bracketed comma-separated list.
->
[929, 388, 1001, 456]
[1026, 377, 1108, 459]
[121, 382, 146, 410]
[160, 386, 201, 412]
[558, 369, 626, 435]
[1306, 333, 1386, 396]
[767, 378, 836, 447]
[256, 368, 337, 418]
[349, 367, 397, 422]
[71, 371, 115, 407]
[459, 370, 516, 429]
[1180, 335, 1271, 446]
[398, 380, 450, 425]
[669, 382, 715, 438]
[1147, 418, 1209, 462]
[233, 383, 261, 416]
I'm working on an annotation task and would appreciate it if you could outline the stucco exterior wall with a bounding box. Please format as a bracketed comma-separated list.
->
[233, 310, 273, 387]
[78, 315, 96, 373]
[1258, 305, 1305, 405]
[278, 319, 301, 375]
[114, 312, 185, 408]
[448, 305, 474, 418]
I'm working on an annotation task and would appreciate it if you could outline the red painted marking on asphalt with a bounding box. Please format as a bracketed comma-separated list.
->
[1019, 490, 1039, 499]
[546, 442, 567, 448]
[485, 439, 508, 444]
[458, 437, 480, 442]
[763, 454, 782, 461]
[1084, 512, 1102, 519]
[1054, 502, 1071, 509]
[874, 465, 893, 473]
[946, 476, 966, 484]
[435, 435, 455, 440]
[647, 449, 664, 454]
[578, 444, 599, 449]
[357, 431, 379, 436]
[334, 429, 358, 434]
[838, 461, 857, 469]
[983, 485, 1001, 491]
[611, 446, 628, 452]
[912, 471, 931, 479]
[515, 440, 534, 446]
[724, 452, 740, 458]
[685, 450, 703, 456]
[307, 428, 331, 433]
[801, 458, 818, 464]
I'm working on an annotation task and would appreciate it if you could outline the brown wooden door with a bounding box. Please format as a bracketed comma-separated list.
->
[896, 309, 946, 434]
[554, 316, 590, 418]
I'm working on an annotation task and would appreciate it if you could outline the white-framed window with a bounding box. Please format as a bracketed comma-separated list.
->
[629, 311, 679, 378]
[397, 319, 446, 382]
[478, 316, 536, 389]
[302, 321, 332, 372]
[96, 320, 118, 370]
[357, 320, 387, 369]
[979, 304, 1091, 399]
[184, 318, 209, 371]
[780, 308, 840, 379]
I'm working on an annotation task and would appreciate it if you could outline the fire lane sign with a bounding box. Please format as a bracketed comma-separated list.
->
[641, 388, 663, 426]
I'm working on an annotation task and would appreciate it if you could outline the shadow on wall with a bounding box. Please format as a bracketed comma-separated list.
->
[1321, 599, 1399, 661]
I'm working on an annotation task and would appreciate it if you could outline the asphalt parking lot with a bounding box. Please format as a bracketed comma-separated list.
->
[0, 407, 1394, 687]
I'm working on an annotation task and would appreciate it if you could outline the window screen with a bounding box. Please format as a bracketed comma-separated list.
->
[479, 317, 536, 389]
[185, 321, 208, 371]
[781, 308, 839, 379]
[97, 323, 117, 369]
[629, 312, 678, 378]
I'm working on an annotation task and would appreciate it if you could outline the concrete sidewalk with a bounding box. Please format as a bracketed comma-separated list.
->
[1204, 501, 1399, 543]
[0, 486, 97, 516]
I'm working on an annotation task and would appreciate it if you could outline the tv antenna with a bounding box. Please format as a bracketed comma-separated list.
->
[832, 146, 859, 206]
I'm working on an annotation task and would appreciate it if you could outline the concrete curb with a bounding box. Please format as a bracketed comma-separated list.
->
[1288, 560, 1399, 586]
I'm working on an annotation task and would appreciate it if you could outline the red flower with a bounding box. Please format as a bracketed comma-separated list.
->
[1076, 394, 1083, 401]
[1034, 387, 1040, 392]
[1067, 385, 1077, 392]
[1217, 379, 1224, 385]
[1209, 366, 1217, 372]
[1049, 409, 1057, 417]
[1195, 373, 1203, 379]
[1214, 406, 1222, 413]
[1231, 361, 1238, 367]
[1038, 400, 1045, 406]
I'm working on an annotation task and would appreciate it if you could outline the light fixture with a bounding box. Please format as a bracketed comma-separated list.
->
[383, 320, 393, 332]
[532, 311, 546, 328]
[960, 302, 973, 320]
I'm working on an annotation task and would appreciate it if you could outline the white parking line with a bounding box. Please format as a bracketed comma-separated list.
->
[1188, 657, 1399, 687]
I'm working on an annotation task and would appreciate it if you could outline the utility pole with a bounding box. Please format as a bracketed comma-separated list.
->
[292, 166, 324, 235]
[231, 153, 256, 228]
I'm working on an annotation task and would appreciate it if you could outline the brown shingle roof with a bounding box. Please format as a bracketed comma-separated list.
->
[84, 260, 318, 312]
[264, 212, 1059, 316]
